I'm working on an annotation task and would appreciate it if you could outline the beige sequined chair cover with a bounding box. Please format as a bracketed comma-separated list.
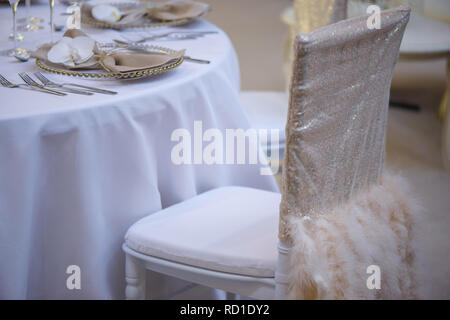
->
[280, 6, 420, 299]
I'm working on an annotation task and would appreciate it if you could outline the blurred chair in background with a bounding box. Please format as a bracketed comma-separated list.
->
[240, 0, 348, 168]
[288, 0, 347, 86]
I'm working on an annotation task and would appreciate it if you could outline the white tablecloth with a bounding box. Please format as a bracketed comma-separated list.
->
[0, 4, 278, 299]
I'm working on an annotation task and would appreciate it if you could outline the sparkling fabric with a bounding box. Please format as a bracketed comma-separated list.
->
[280, 6, 411, 241]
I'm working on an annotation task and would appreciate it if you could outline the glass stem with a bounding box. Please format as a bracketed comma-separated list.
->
[26, 0, 30, 19]
[50, 0, 54, 43]
[12, 2, 18, 52]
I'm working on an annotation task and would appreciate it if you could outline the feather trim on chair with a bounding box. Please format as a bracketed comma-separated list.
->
[287, 172, 421, 299]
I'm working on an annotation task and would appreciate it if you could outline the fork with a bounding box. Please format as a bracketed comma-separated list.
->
[0, 73, 65, 96]
[19, 73, 67, 96]
[33, 73, 94, 96]
[34, 72, 118, 95]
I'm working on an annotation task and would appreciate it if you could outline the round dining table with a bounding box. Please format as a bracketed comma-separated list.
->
[0, 3, 278, 299]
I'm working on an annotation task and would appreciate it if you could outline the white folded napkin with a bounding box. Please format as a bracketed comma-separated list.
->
[48, 36, 96, 68]
[32, 29, 101, 69]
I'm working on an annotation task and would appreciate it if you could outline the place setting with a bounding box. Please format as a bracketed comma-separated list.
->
[0, 0, 215, 96]
[82, 0, 211, 29]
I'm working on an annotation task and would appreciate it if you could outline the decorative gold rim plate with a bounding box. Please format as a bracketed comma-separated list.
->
[35, 57, 184, 80]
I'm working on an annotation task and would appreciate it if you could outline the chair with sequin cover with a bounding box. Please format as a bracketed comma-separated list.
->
[279, 5, 420, 299]
[123, 6, 420, 299]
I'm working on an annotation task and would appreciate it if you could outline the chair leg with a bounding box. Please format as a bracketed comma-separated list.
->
[125, 253, 146, 300]
[275, 240, 290, 299]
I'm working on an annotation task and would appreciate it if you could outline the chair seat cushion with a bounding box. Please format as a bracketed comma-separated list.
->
[125, 187, 281, 278]
[240, 91, 289, 143]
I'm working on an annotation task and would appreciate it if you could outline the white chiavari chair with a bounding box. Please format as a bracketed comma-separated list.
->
[123, 6, 418, 300]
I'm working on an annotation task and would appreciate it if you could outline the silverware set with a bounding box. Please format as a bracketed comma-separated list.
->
[0, 72, 118, 96]
[0, 73, 64, 95]
[34, 72, 118, 95]
[18, 72, 66, 95]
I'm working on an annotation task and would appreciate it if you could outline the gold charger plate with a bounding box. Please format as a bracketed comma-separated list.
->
[81, 2, 206, 29]
[35, 45, 184, 80]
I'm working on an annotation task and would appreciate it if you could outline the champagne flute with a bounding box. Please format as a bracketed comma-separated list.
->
[49, 0, 55, 43]
[8, 0, 21, 56]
